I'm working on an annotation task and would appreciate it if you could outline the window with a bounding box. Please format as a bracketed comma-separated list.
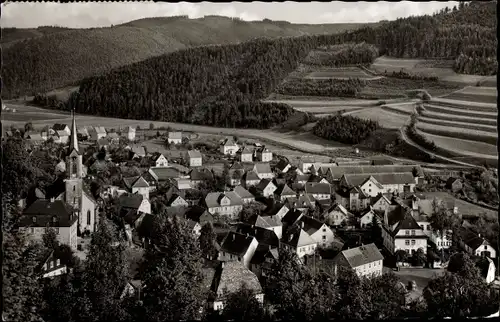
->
[322, 236, 326, 240]
[405, 240, 410, 245]
[32, 217, 37, 223]
[411, 240, 416, 245]
[369, 189, 372, 193]
[405, 230, 410, 235]
[322, 228, 326, 232]
[420, 225, 423, 229]
[30, 228, 35, 234]
[87, 210, 91, 225]
[369, 183, 372, 187]
[426, 225, 430, 231]
[72, 157, 77, 174]
[411, 230, 415, 236]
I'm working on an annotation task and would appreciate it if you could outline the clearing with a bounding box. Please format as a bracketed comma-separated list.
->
[349, 107, 407, 129]
[305, 67, 379, 80]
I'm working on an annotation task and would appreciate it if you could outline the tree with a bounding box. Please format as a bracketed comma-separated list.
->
[199, 222, 218, 260]
[429, 198, 459, 260]
[43, 227, 59, 250]
[333, 266, 370, 320]
[140, 215, 206, 321]
[364, 272, 407, 319]
[239, 201, 265, 222]
[149, 122, 155, 130]
[25, 121, 34, 133]
[411, 247, 427, 266]
[446, 252, 481, 279]
[220, 284, 267, 321]
[395, 249, 408, 266]
[370, 214, 382, 246]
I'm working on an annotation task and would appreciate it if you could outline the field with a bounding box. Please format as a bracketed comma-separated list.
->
[349, 107, 407, 129]
[381, 102, 416, 115]
[371, 56, 497, 86]
[430, 97, 497, 111]
[418, 117, 497, 134]
[305, 67, 379, 80]
[416, 122, 497, 145]
[417, 130, 498, 158]
[443, 92, 497, 104]
[423, 104, 497, 119]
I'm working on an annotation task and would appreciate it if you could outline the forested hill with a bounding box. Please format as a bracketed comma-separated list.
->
[2, 16, 372, 98]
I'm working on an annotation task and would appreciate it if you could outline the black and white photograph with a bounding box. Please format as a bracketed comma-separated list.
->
[1, 1, 499, 321]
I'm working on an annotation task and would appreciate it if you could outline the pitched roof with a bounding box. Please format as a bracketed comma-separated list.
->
[168, 132, 182, 139]
[224, 191, 244, 206]
[92, 126, 107, 134]
[185, 206, 212, 222]
[275, 159, 290, 171]
[254, 162, 272, 174]
[281, 209, 304, 226]
[149, 167, 182, 181]
[282, 229, 316, 247]
[118, 194, 144, 209]
[236, 224, 280, 248]
[286, 194, 315, 209]
[371, 194, 391, 206]
[299, 215, 325, 236]
[123, 176, 140, 190]
[250, 246, 279, 266]
[107, 132, 120, 139]
[213, 261, 262, 299]
[328, 204, 349, 216]
[219, 231, 255, 256]
[253, 215, 282, 229]
[205, 192, 224, 208]
[446, 177, 461, 186]
[459, 226, 490, 250]
[190, 168, 214, 181]
[21, 200, 76, 227]
[328, 165, 422, 180]
[275, 183, 296, 197]
[263, 202, 288, 217]
[393, 211, 422, 234]
[127, 126, 136, 133]
[338, 243, 384, 268]
[237, 146, 254, 155]
[28, 133, 44, 141]
[342, 173, 415, 187]
[230, 162, 245, 171]
[187, 150, 202, 158]
[52, 124, 69, 131]
[233, 186, 254, 200]
[151, 152, 166, 162]
[221, 137, 237, 146]
[130, 146, 146, 156]
[243, 170, 260, 181]
[255, 179, 275, 192]
[305, 182, 331, 195]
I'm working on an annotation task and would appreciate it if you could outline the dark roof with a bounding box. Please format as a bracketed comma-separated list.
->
[123, 176, 140, 190]
[276, 159, 290, 171]
[250, 246, 279, 266]
[305, 182, 331, 195]
[255, 179, 274, 192]
[475, 257, 494, 280]
[149, 167, 182, 181]
[53, 124, 69, 131]
[21, 200, 76, 227]
[308, 174, 327, 183]
[185, 205, 213, 223]
[212, 261, 262, 300]
[243, 170, 260, 181]
[446, 177, 461, 186]
[328, 165, 422, 180]
[118, 194, 144, 209]
[282, 209, 304, 226]
[237, 146, 254, 155]
[393, 211, 422, 234]
[275, 183, 296, 197]
[371, 158, 394, 166]
[219, 231, 255, 256]
[44, 178, 66, 200]
[338, 243, 384, 268]
[459, 226, 490, 250]
[282, 228, 316, 248]
[165, 186, 186, 200]
[263, 202, 288, 216]
[299, 215, 325, 236]
[190, 168, 214, 181]
[236, 224, 280, 248]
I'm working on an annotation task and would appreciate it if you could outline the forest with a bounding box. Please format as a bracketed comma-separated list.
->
[276, 78, 365, 97]
[304, 42, 379, 66]
[313, 114, 379, 144]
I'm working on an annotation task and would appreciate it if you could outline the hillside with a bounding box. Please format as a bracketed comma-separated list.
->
[2, 16, 373, 98]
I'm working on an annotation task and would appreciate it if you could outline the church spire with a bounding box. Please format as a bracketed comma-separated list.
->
[69, 108, 79, 153]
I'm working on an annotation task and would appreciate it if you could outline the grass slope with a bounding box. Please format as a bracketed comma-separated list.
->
[420, 109, 497, 126]
[2, 16, 372, 98]
[418, 117, 497, 134]
[416, 122, 497, 145]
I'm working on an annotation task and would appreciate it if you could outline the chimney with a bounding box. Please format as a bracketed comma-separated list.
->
[50, 197, 55, 203]
[246, 233, 250, 239]
[289, 234, 293, 242]
[478, 233, 481, 238]
[232, 233, 235, 241]
[221, 262, 224, 269]
[301, 222, 304, 229]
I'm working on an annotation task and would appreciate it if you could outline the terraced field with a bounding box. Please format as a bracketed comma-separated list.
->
[416, 122, 497, 145]
[441, 86, 497, 104]
[417, 131, 498, 157]
[305, 67, 379, 80]
[418, 117, 497, 133]
[423, 104, 497, 119]
[349, 107, 407, 129]
[381, 103, 416, 115]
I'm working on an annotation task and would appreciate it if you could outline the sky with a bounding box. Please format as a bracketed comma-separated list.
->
[2, 1, 460, 28]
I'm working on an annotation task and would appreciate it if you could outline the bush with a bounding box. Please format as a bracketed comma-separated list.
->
[313, 114, 379, 144]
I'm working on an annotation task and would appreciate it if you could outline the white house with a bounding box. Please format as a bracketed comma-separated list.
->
[341, 173, 416, 196]
[298, 157, 315, 174]
[88, 126, 107, 141]
[253, 163, 274, 180]
[274, 184, 296, 202]
[187, 150, 203, 167]
[359, 207, 377, 228]
[237, 146, 254, 163]
[456, 225, 497, 259]
[333, 243, 384, 278]
[118, 193, 151, 215]
[282, 229, 317, 259]
[151, 153, 169, 168]
[275, 159, 292, 174]
[256, 146, 272, 162]
[167, 132, 183, 144]
[250, 215, 283, 239]
[324, 204, 352, 227]
[218, 231, 259, 269]
[371, 194, 392, 211]
[38, 251, 68, 279]
[299, 215, 336, 248]
[255, 179, 277, 198]
[233, 185, 255, 204]
[304, 182, 331, 200]
[125, 126, 136, 141]
[220, 137, 239, 156]
[205, 192, 243, 219]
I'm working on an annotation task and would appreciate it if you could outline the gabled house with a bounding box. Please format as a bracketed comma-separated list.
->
[475, 257, 496, 284]
[249, 246, 279, 279]
[185, 205, 214, 226]
[236, 146, 254, 163]
[333, 243, 384, 278]
[274, 183, 296, 202]
[228, 162, 245, 186]
[256, 146, 272, 162]
[220, 137, 239, 156]
[242, 170, 261, 188]
[446, 177, 463, 192]
[324, 204, 353, 227]
[118, 193, 151, 215]
[165, 190, 189, 208]
[286, 194, 316, 212]
[281, 228, 317, 259]
[340, 173, 416, 196]
[236, 224, 280, 250]
[275, 159, 291, 174]
[77, 127, 89, 141]
[151, 152, 168, 167]
[190, 168, 214, 187]
[37, 250, 68, 279]
[455, 225, 496, 259]
[218, 231, 259, 268]
[19, 200, 78, 250]
[305, 182, 331, 200]
[255, 179, 277, 198]
[167, 132, 182, 145]
[371, 194, 392, 211]
[209, 261, 264, 311]
[335, 186, 370, 212]
[88, 126, 107, 141]
[253, 163, 274, 180]
[248, 214, 283, 239]
[298, 157, 315, 174]
[298, 215, 336, 248]
[148, 167, 185, 186]
[123, 176, 150, 200]
[187, 150, 203, 167]
[262, 202, 289, 221]
[125, 126, 136, 141]
[204, 192, 243, 219]
[281, 209, 305, 228]
[233, 185, 255, 204]
[307, 174, 330, 184]
[26, 133, 45, 145]
[324, 165, 423, 183]
[128, 145, 146, 159]
[52, 123, 71, 136]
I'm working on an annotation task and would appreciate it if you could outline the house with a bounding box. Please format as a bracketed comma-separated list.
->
[475, 257, 496, 284]
[236, 146, 254, 163]
[249, 246, 279, 279]
[19, 199, 78, 250]
[298, 215, 336, 248]
[190, 168, 214, 187]
[371, 194, 392, 211]
[187, 150, 203, 167]
[233, 185, 255, 204]
[275, 159, 291, 174]
[228, 163, 245, 186]
[281, 209, 305, 228]
[118, 193, 151, 215]
[333, 243, 384, 278]
[185, 205, 214, 226]
[165, 189, 189, 208]
[262, 202, 289, 221]
[97, 137, 110, 150]
[236, 224, 280, 250]
[377, 206, 428, 255]
[167, 132, 183, 144]
[37, 250, 68, 279]
[359, 207, 378, 228]
[334, 186, 370, 212]
[88, 126, 107, 141]
[129, 145, 146, 159]
[107, 132, 120, 145]
[122, 176, 150, 200]
[148, 167, 185, 186]
[325, 165, 423, 183]
[305, 182, 331, 200]
[286, 194, 316, 212]
[141, 171, 158, 191]
[125, 126, 136, 141]
[446, 177, 463, 192]
[248, 213, 283, 239]
[255, 179, 277, 198]
[26, 133, 45, 145]
[204, 192, 243, 219]
[53, 130, 69, 144]
[292, 172, 311, 186]
[324, 204, 353, 227]
[53, 123, 71, 136]
[307, 174, 330, 184]
[455, 225, 496, 259]
[220, 137, 239, 156]
[242, 170, 261, 188]
[274, 183, 296, 202]
[218, 231, 259, 268]
[55, 160, 66, 174]
[209, 261, 264, 311]
[298, 157, 315, 174]
[281, 228, 317, 259]
[253, 163, 274, 180]
[19, 186, 46, 209]
[256, 146, 272, 162]
[77, 127, 89, 140]
[151, 152, 168, 167]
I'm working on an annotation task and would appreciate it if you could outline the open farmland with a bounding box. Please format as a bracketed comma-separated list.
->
[349, 107, 407, 129]
[429, 97, 497, 112]
[305, 67, 379, 80]
[441, 86, 498, 104]
[416, 122, 497, 146]
[381, 102, 416, 116]
[423, 104, 497, 119]
[420, 109, 496, 126]
[418, 117, 497, 134]
[371, 56, 497, 85]
[418, 131, 498, 158]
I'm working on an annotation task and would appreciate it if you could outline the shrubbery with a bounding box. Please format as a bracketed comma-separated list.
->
[313, 114, 379, 144]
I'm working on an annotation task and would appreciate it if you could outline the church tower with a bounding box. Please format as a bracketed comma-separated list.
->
[65, 109, 83, 212]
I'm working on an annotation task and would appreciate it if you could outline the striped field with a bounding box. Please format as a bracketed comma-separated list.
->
[416, 121, 497, 145]
[418, 117, 497, 134]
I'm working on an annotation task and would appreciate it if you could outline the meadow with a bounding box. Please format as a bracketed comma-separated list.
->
[416, 122, 497, 146]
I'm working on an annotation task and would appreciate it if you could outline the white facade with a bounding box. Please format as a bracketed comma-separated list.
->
[394, 228, 428, 255]
[308, 224, 335, 248]
[155, 154, 169, 167]
[240, 153, 253, 163]
[382, 182, 416, 194]
[359, 210, 375, 228]
[360, 179, 384, 197]
[218, 237, 258, 269]
[189, 156, 202, 167]
[22, 222, 78, 251]
[299, 161, 314, 174]
[138, 199, 151, 215]
[213, 293, 264, 312]
[326, 207, 349, 227]
[353, 260, 383, 278]
[221, 144, 239, 156]
[311, 193, 330, 200]
[257, 151, 272, 162]
[42, 266, 68, 279]
[261, 183, 277, 198]
[132, 186, 150, 200]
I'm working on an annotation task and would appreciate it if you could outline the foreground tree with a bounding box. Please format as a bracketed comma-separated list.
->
[333, 266, 371, 319]
[239, 201, 266, 222]
[140, 215, 206, 321]
[199, 222, 218, 260]
[220, 284, 267, 321]
[429, 198, 459, 259]
[364, 272, 407, 319]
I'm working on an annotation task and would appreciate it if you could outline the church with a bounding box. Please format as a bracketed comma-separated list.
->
[20, 110, 98, 247]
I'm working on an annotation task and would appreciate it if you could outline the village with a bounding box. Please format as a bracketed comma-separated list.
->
[7, 111, 499, 314]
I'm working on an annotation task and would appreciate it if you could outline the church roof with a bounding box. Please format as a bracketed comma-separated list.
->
[69, 109, 80, 155]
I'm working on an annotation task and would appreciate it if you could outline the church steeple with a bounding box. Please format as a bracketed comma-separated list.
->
[69, 108, 79, 154]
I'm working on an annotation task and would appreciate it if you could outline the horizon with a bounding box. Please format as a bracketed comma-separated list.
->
[2, 1, 460, 28]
